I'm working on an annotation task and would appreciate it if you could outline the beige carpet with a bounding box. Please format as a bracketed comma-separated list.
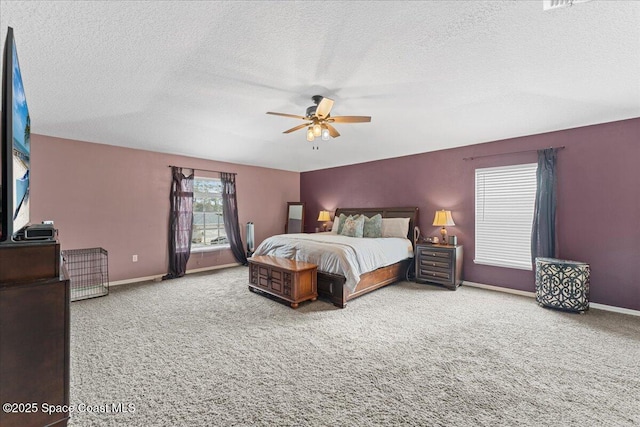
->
[68, 266, 640, 426]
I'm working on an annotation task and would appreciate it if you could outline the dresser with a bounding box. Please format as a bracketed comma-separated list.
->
[248, 256, 318, 308]
[0, 242, 70, 427]
[415, 243, 463, 290]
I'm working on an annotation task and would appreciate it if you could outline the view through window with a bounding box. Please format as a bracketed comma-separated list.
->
[192, 177, 227, 250]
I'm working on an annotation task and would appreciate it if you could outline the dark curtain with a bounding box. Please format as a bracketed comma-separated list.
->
[220, 172, 248, 265]
[531, 148, 558, 265]
[163, 167, 194, 280]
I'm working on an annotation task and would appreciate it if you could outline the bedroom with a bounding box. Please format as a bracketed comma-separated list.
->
[0, 1, 639, 426]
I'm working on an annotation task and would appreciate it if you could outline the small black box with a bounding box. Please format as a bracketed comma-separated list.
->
[24, 224, 56, 240]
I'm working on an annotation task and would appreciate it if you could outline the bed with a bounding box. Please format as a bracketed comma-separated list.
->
[252, 207, 418, 308]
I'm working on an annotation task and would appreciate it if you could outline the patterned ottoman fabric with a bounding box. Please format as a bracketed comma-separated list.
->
[535, 257, 590, 313]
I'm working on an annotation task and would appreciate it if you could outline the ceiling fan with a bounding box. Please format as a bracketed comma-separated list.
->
[267, 95, 371, 143]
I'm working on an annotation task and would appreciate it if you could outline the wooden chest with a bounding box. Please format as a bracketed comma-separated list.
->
[248, 256, 318, 308]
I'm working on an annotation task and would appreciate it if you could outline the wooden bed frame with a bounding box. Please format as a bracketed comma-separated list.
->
[316, 207, 419, 308]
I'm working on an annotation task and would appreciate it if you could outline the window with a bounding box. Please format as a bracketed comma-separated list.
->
[191, 177, 227, 251]
[475, 163, 537, 270]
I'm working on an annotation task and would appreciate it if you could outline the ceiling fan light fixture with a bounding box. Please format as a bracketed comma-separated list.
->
[321, 127, 330, 141]
[266, 95, 371, 143]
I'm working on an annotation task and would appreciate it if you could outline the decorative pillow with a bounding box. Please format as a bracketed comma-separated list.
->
[336, 213, 360, 234]
[381, 217, 410, 238]
[340, 215, 365, 238]
[363, 214, 383, 238]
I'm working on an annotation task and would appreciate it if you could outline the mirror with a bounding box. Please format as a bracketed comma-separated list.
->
[285, 202, 305, 234]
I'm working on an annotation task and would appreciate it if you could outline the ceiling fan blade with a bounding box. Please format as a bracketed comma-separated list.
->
[266, 112, 308, 120]
[283, 123, 311, 134]
[326, 124, 340, 138]
[328, 116, 371, 123]
[315, 97, 334, 119]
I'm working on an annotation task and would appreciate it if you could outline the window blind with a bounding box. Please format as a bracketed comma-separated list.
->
[475, 163, 537, 270]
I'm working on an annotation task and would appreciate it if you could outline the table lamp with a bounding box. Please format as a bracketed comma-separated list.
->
[317, 210, 331, 231]
[433, 209, 455, 244]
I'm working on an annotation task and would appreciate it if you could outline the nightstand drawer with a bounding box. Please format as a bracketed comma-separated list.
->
[419, 258, 450, 269]
[418, 269, 451, 281]
[417, 248, 451, 259]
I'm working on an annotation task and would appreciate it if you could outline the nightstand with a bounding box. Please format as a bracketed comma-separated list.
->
[415, 243, 463, 290]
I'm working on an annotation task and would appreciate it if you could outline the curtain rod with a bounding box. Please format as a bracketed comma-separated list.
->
[463, 146, 565, 161]
[168, 165, 236, 175]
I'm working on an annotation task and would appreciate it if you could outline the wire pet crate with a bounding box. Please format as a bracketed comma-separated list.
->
[62, 248, 109, 301]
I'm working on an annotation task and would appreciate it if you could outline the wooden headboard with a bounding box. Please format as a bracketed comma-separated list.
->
[333, 207, 419, 245]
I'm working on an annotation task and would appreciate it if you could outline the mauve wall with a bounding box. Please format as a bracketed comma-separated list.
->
[301, 118, 640, 311]
[30, 135, 299, 282]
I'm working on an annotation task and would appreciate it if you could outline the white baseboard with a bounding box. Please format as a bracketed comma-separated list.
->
[186, 263, 241, 275]
[108, 263, 241, 287]
[463, 281, 536, 298]
[589, 302, 640, 317]
[462, 281, 640, 318]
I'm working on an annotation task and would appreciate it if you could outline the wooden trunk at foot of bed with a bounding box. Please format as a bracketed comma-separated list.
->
[317, 259, 411, 308]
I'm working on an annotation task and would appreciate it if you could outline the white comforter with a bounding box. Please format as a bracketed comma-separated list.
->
[251, 233, 413, 292]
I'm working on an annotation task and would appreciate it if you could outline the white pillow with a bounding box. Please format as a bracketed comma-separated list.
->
[331, 216, 340, 234]
[381, 217, 410, 238]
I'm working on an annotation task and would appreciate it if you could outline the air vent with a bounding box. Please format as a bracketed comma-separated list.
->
[543, 0, 593, 11]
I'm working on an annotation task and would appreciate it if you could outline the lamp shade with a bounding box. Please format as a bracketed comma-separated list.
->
[317, 210, 331, 222]
[432, 210, 455, 227]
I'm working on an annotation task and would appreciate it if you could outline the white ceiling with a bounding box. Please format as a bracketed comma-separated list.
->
[1, 1, 639, 172]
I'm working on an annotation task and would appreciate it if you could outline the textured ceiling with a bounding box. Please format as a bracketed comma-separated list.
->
[1, 1, 639, 172]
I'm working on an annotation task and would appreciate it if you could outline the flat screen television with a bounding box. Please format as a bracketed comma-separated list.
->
[1, 27, 31, 243]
